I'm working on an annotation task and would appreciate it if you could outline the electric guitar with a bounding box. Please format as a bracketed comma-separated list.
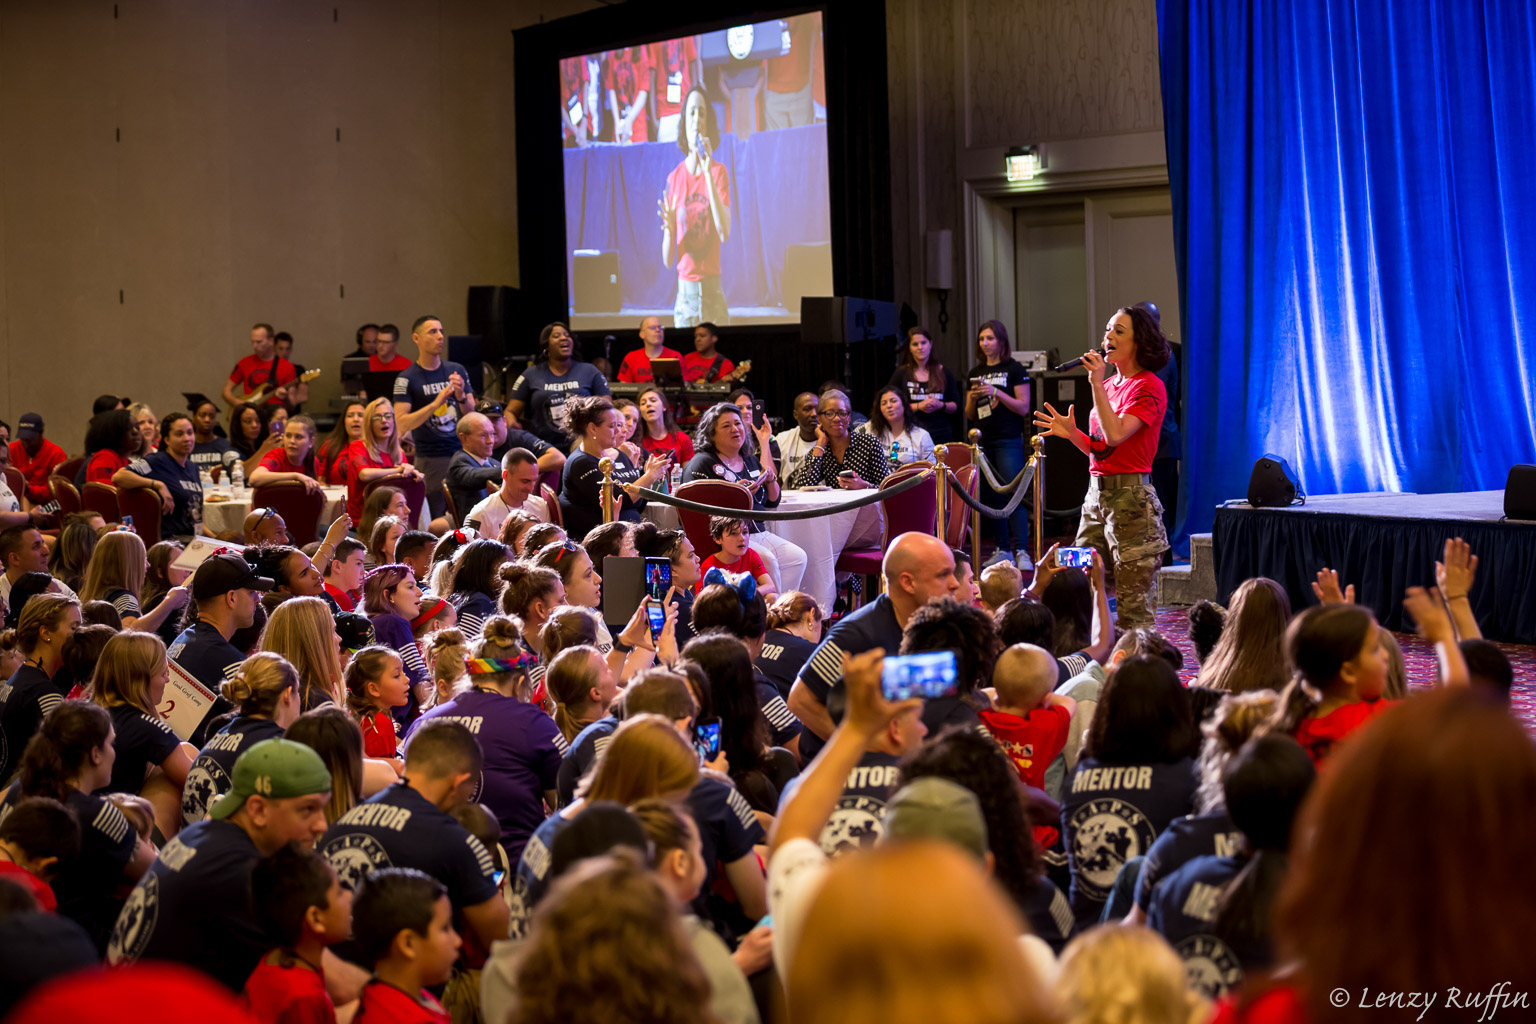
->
[244, 368, 321, 406]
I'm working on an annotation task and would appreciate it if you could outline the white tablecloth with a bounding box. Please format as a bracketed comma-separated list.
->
[202, 485, 351, 539]
[765, 488, 865, 616]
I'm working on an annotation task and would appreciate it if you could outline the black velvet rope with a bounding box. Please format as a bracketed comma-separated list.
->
[972, 444, 1035, 494]
[626, 467, 934, 521]
[944, 463, 1036, 519]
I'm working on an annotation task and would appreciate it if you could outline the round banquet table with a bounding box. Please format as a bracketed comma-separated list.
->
[201, 484, 371, 538]
[764, 488, 865, 617]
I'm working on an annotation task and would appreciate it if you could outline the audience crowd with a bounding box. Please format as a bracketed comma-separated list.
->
[0, 317, 1527, 1024]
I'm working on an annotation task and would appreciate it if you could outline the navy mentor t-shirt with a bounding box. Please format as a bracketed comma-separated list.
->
[108, 818, 269, 990]
[1135, 809, 1242, 910]
[1146, 854, 1252, 999]
[756, 628, 815, 699]
[394, 360, 472, 458]
[555, 715, 619, 809]
[509, 362, 611, 449]
[182, 716, 284, 826]
[0, 664, 68, 784]
[128, 451, 204, 538]
[1060, 756, 1197, 929]
[795, 594, 904, 760]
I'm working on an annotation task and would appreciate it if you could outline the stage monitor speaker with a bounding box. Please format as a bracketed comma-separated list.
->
[1504, 464, 1536, 520]
[799, 296, 898, 345]
[466, 286, 519, 362]
[1248, 454, 1301, 508]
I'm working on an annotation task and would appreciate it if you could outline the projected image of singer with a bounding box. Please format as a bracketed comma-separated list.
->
[658, 87, 732, 328]
[1032, 306, 1171, 629]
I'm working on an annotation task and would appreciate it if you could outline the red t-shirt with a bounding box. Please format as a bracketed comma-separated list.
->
[665, 160, 731, 281]
[699, 548, 768, 591]
[649, 37, 698, 119]
[639, 430, 694, 464]
[977, 705, 1071, 791]
[1212, 986, 1309, 1024]
[354, 980, 450, 1024]
[369, 354, 413, 373]
[765, 14, 816, 94]
[229, 355, 298, 405]
[259, 448, 313, 477]
[86, 449, 129, 484]
[323, 581, 357, 613]
[9, 439, 67, 504]
[321, 444, 352, 486]
[344, 439, 398, 523]
[0, 862, 56, 912]
[1087, 371, 1165, 476]
[360, 711, 399, 759]
[1295, 699, 1398, 766]
[680, 350, 735, 383]
[603, 47, 652, 143]
[617, 347, 682, 383]
[243, 955, 335, 1024]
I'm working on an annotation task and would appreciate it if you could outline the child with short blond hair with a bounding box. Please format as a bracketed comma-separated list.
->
[978, 643, 1076, 792]
[978, 561, 1024, 614]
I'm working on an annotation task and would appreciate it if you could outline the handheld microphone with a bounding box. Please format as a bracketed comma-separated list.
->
[1053, 347, 1106, 373]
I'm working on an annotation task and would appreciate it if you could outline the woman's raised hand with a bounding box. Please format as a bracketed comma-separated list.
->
[1032, 402, 1077, 440]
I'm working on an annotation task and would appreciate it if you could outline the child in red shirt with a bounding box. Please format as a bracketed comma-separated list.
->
[979, 643, 1076, 791]
[352, 869, 461, 1024]
[698, 516, 776, 600]
[0, 797, 78, 913]
[344, 647, 411, 760]
[243, 843, 351, 1024]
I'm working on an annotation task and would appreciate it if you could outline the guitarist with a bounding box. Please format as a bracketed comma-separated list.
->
[680, 320, 739, 422]
[221, 322, 296, 411]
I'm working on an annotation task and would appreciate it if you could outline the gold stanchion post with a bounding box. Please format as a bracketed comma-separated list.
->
[1031, 435, 1045, 565]
[932, 445, 948, 545]
[967, 429, 982, 569]
[599, 457, 615, 524]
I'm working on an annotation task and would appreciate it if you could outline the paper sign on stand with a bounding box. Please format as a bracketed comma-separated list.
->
[171, 537, 246, 574]
[157, 660, 218, 741]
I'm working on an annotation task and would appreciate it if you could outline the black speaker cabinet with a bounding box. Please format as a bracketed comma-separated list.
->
[572, 252, 621, 315]
[1248, 454, 1301, 508]
[1039, 369, 1093, 521]
[1504, 464, 1536, 520]
[466, 285, 519, 363]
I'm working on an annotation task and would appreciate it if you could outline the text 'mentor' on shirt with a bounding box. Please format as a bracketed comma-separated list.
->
[393, 360, 472, 457]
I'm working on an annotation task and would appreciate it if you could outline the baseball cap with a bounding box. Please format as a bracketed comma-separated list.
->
[191, 551, 275, 601]
[882, 776, 989, 861]
[335, 612, 375, 652]
[209, 738, 333, 819]
[480, 402, 505, 419]
[16, 413, 42, 440]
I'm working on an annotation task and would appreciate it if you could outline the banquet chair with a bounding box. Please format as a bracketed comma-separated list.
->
[50, 476, 82, 517]
[675, 479, 752, 561]
[834, 465, 938, 604]
[946, 464, 978, 550]
[81, 482, 121, 524]
[116, 487, 163, 545]
[251, 482, 326, 547]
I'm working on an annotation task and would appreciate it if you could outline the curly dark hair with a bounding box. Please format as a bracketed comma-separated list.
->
[899, 597, 1001, 699]
[1115, 304, 1171, 373]
[899, 727, 1043, 909]
[690, 401, 743, 457]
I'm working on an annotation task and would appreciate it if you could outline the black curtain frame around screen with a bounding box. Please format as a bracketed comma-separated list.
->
[512, 0, 894, 335]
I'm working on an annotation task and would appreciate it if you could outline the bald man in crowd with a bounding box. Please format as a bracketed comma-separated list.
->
[787, 532, 961, 760]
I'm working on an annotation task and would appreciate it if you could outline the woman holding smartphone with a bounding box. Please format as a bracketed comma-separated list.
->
[965, 320, 1033, 569]
[1033, 305, 1171, 629]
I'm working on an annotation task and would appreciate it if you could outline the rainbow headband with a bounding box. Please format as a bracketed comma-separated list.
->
[465, 653, 534, 676]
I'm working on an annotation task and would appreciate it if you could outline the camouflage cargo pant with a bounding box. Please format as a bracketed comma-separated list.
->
[1075, 474, 1169, 629]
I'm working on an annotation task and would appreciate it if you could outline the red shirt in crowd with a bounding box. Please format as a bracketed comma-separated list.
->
[323, 581, 357, 613]
[603, 47, 652, 143]
[765, 14, 817, 94]
[259, 448, 313, 477]
[9, 439, 67, 504]
[344, 440, 398, 524]
[1087, 370, 1165, 476]
[361, 710, 399, 759]
[649, 36, 698, 121]
[229, 355, 298, 406]
[1211, 986, 1309, 1024]
[617, 347, 682, 383]
[699, 548, 768, 591]
[354, 980, 451, 1024]
[680, 350, 735, 383]
[369, 354, 414, 373]
[1294, 699, 1398, 766]
[243, 953, 335, 1024]
[977, 704, 1072, 791]
[639, 430, 695, 465]
[86, 449, 129, 484]
[664, 160, 731, 282]
[0, 861, 56, 912]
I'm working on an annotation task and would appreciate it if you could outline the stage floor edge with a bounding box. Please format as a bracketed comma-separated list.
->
[1213, 490, 1536, 644]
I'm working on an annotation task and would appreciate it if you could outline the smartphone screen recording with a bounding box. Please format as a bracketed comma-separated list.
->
[880, 650, 959, 702]
[644, 556, 672, 601]
[646, 601, 666, 640]
[1056, 546, 1094, 568]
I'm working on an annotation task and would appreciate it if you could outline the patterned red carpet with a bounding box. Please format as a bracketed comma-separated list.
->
[1150, 607, 1534, 730]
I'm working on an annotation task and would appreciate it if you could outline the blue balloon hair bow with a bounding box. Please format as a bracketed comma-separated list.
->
[702, 566, 757, 601]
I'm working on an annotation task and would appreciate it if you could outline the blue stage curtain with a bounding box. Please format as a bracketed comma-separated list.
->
[1157, 0, 1536, 544]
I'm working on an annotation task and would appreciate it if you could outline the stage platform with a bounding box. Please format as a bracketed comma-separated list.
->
[1214, 491, 1536, 644]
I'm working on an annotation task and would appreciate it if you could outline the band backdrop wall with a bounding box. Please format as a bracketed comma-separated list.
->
[1157, 0, 1536, 545]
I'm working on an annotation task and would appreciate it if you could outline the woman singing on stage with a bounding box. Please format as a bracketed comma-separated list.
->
[1033, 305, 1171, 629]
[659, 86, 731, 327]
